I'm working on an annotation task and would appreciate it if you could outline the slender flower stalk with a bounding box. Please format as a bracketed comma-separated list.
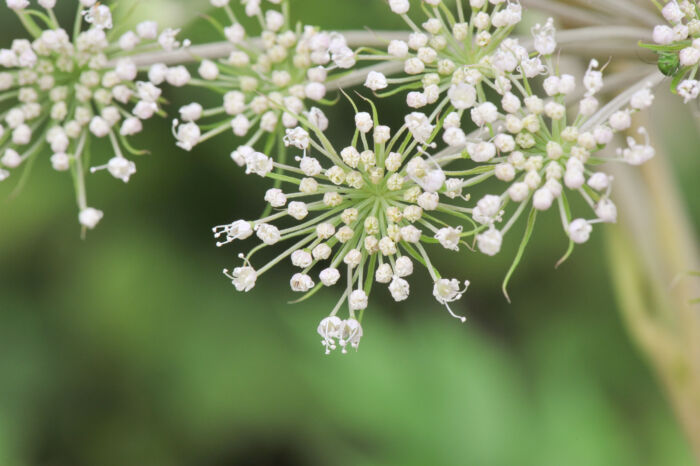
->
[606, 117, 700, 461]
[0, 0, 185, 230]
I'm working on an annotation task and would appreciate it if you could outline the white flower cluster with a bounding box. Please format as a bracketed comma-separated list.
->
[214, 109, 474, 354]
[648, 0, 700, 103]
[0, 0, 184, 229]
[363, 0, 522, 110]
[0, 0, 665, 354]
[207, 5, 663, 353]
[441, 20, 655, 257]
[172, 0, 356, 154]
[468, 56, 655, 256]
[366, 11, 657, 259]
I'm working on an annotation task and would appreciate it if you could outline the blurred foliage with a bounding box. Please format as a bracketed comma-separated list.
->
[0, 1, 698, 465]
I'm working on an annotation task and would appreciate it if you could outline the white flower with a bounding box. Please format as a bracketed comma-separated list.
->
[432, 279, 469, 322]
[174, 121, 201, 151]
[389, 277, 410, 302]
[51, 153, 70, 172]
[198, 60, 219, 80]
[104, 157, 136, 183]
[291, 250, 313, 268]
[532, 187, 554, 210]
[587, 173, 611, 191]
[595, 199, 618, 223]
[158, 28, 183, 51]
[83, 4, 113, 30]
[287, 201, 308, 220]
[120, 117, 143, 136]
[389, 0, 409, 14]
[680, 46, 700, 66]
[473, 195, 502, 224]
[317, 316, 343, 354]
[349, 289, 368, 311]
[264, 188, 287, 207]
[89, 117, 110, 138]
[662, 1, 685, 23]
[533, 18, 556, 55]
[1, 149, 21, 168]
[364, 71, 388, 91]
[290, 273, 315, 292]
[137, 21, 158, 40]
[79, 207, 104, 229]
[448, 83, 477, 110]
[244, 151, 273, 177]
[213, 220, 254, 246]
[677, 80, 700, 103]
[355, 112, 373, 133]
[319, 268, 341, 286]
[256, 223, 281, 245]
[224, 266, 257, 292]
[609, 110, 631, 131]
[344, 249, 362, 268]
[471, 102, 499, 126]
[283, 127, 310, 150]
[388, 40, 408, 57]
[305, 82, 326, 101]
[338, 318, 363, 353]
[406, 91, 427, 108]
[653, 25, 674, 44]
[435, 226, 462, 251]
[468, 141, 496, 163]
[619, 129, 655, 166]
[179, 103, 203, 122]
[630, 87, 655, 110]
[306, 107, 328, 131]
[225, 23, 245, 43]
[476, 229, 502, 256]
[568, 219, 592, 244]
[6, 0, 29, 10]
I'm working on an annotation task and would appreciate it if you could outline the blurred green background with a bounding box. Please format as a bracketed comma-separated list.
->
[1, 1, 699, 465]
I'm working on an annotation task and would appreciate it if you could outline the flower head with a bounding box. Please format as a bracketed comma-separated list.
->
[442, 20, 657, 266]
[214, 104, 475, 353]
[363, 0, 523, 110]
[0, 0, 184, 228]
[173, 0, 355, 155]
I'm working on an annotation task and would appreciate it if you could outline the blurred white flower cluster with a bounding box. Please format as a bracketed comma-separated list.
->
[172, 0, 355, 158]
[0, 0, 185, 230]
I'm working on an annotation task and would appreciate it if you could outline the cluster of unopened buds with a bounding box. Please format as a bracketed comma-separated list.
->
[0, 0, 674, 354]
